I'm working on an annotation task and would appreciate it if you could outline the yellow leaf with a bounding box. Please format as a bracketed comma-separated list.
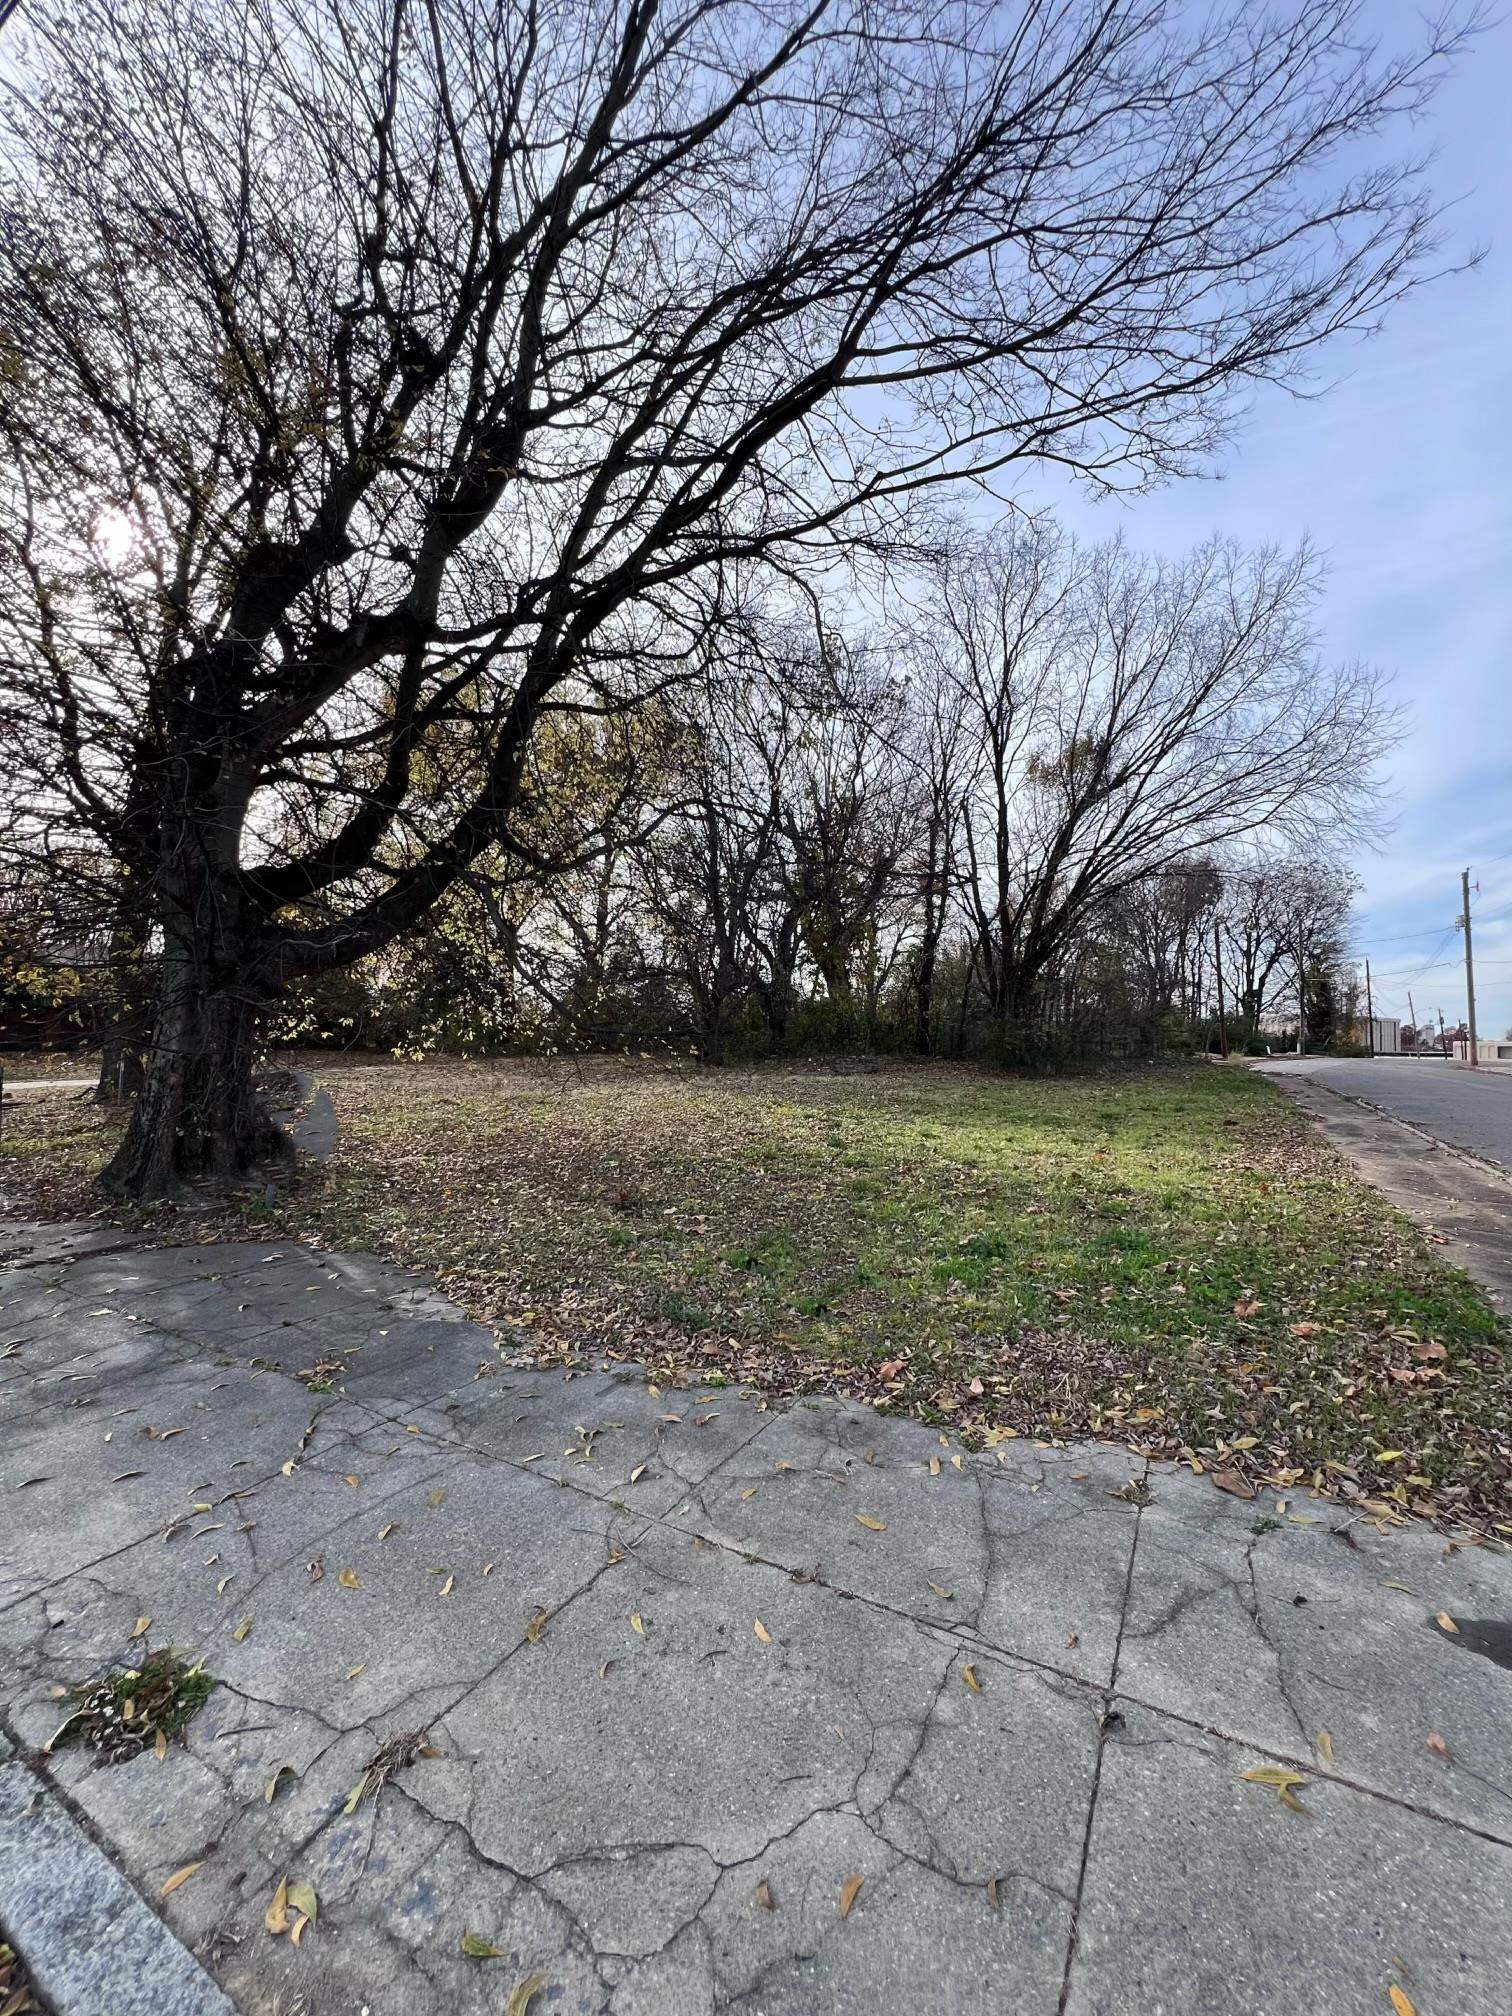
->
[439, 1574, 455, 1597]
[1316, 1731, 1335, 1767]
[131, 1616, 151, 1640]
[630, 1613, 645, 1636]
[345, 1474, 359, 1488]
[753, 1619, 772, 1644]
[1389, 1990, 1416, 2016]
[154, 1728, 168, 1763]
[629, 1464, 647, 1483]
[1375, 1451, 1404, 1464]
[378, 1523, 397, 1540]
[161, 1860, 203, 1898]
[740, 1486, 758, 1501]
[265, 1876, 289, 1935]
[838, 1874, 864, 1918]
[289, 1912, 309, 1948]
[855, 1515, 886, 1532]
[428, 1488, 446, 1509]
[338, 1567, 360, 1590]
[1239, 1766, 1307, 1789]
[1434, 1611, 1459, 1634]
[461, 1929, 506, 1958]
[505, 1972, 548, 2016]
[286, 1879, 317, 1925]
[345, 1664, 364, 1681]
[232, 1616, 253, 1642]
[281, 1460, 297, 1477]
[928, 1457, 941, 1477]
[265, 1765, 297, 1803]
[343, 1773, 369, 1815]
[962, 1664, 983, 1694]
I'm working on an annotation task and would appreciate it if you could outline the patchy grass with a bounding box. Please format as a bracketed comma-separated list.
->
[4, 1053, 1509, 1527]
[47, 1647, 216, 1765]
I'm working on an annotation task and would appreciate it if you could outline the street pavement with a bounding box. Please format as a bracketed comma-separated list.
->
[1254, 1055, 1512, 1169]
[1, 1219, 1509, 2014]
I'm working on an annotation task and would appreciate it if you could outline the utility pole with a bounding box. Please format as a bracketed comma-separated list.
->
[1461, 868, 1479, 1068]
[1438, 1007, 1448, 1058]
[1365, 960, 1375, 1056]
[1295, 911, 1305, 1054]
[1213, 922, 1229, 1058]
[1407, 987, 1417, 1056]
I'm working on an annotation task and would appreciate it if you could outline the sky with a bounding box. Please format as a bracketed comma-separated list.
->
[1042, 1, 1512, 1040]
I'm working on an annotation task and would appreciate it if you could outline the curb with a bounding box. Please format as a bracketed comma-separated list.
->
[1283, 1077, 1512, 1193]
[0, 1759, 238, 2016]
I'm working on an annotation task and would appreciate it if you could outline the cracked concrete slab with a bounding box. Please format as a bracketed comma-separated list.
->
[2, 1228, 1510, 2015]
[1062, 1704, 1512, 2016]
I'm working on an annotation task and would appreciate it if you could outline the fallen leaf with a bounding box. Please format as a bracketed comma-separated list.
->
[343, 1773, 369, 1816]
[1288, 1321, 1322, 1337]
[338, 1567, 360, 1590]
[1240, 1766, 1308, 1789]
[1316, 1731, 1335, 1767]
[929, 1456, 941, 1477]
[855, 1515, 886, 1532]
[289, 1913, 309, 1948]
[130, 1616, 151, 1640]
[265, 1765, 297, 1803]
[161, 1860, 203, 1898]
[155, 1728, 168, 1762]
[344, 1474, 360, 1488]
[461, 1930, 507, 1958]
[1427, 1732, 1452, 1761]
[755, 1879, 775, 1912]
[927, 1582, 953, 1600]
[265, 1876, 289, 1935]
[232, 1616, 253, 1642]
[378, 1523, 397, 1540]
[985, 1876, 1000, 1912]
[346, 1664, 365, 1681]
[1211, 1470, 1256, 1500]
[962, 1664, 983, 1694]
[629, 1464, 647, 1483]
[524, 1607, 550, 1644]
[1434, 1611, 1459, 1634]
[838, 1874, 864, 1918]
[505, 1972, 547, 2016]
[427, 1488, 446, 1509]
[630, 1613, 646, 1636]
[286, 1879, 317, 1925]
[439, 1574, 455, 1597]
[1389, 1990, 1417, 2016]
[753, 1619, 772, 1644]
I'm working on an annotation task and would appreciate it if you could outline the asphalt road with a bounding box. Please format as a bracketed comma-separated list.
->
[1253, 1055, 1512, 1169]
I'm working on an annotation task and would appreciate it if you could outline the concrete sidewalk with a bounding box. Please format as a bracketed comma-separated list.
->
[1, 1221, 1510, 2015]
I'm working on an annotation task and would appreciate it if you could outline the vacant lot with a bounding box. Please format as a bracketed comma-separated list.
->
[5, 1055, 1509, 1526]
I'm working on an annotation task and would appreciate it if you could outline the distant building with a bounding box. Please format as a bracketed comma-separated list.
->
[1451, 1036, 1512, 1064]
[1368, 1016, 1401, 1054]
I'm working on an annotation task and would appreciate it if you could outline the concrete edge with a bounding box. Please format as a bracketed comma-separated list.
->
[0, 1756, 239, 2016]
[1285, 1076, 1512, 1192]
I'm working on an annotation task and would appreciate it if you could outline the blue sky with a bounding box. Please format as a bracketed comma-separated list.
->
[1046, 2, 1512, 1039]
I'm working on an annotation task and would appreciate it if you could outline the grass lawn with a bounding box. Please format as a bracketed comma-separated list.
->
[5, 1053, 1509, 1529]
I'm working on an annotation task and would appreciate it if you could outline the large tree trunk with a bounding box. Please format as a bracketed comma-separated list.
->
[102, 940, 277, 1197]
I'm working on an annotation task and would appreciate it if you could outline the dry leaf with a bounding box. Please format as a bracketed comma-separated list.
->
[1240, 1766, 1307, 1789]
[265, 1876, 289, 1936]
[505, 1973, 547, 2016]
[1389, 1990, 1417, 2016]
[130, 1616, 151, 1640]
[286, 1879, 317, 1925]
[838, 1874, 864, 1918]
[154, 1728, 168, 1763]
[338, 1567, 360, 1590]
[753, 1619, 772, 1644]
[346, 1664, 365, 1681]
[427, 1488, 446, 1509]
[630, 1613, 646, 1636]
[629, 1464, 647, 1483]
[1426, 1732, 1452, 1761]
[985, 1876, 1000, 1912]
[1211, 1470, 1256, 1500]
[265, 1765, 297, 1804]
[439, 1574, 455, 1597]
[927, 1582, 953, 1600]
[740, 1486, 758, 1501]
[232, 1616, 253, 1642]
[343, 1773, 370, 1815]
[344, 1474, 359, 1488]
[1315, 1731, 1334, 1767]
[962, 1664, 983, 1694]
[461, 1930, 506, 1958]
[378, 1522, 397, 1540]
[161, 1860, 203, 1898]
[525, 1607, 550, 1644]
[855, 1515, 886, 1532]
[1434, 1611, 1459, 1634]
[755, 1879, 775, 1912]
[928, 1456, 941, 1477]
[289, 1913, 309, 1948]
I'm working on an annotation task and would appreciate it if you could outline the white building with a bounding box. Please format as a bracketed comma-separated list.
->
[1368, 1016, 1401, 1054]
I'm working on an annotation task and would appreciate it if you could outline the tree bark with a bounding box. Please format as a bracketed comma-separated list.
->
[101, 938, 276, 1196]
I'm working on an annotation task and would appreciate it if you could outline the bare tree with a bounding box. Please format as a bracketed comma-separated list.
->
[0, 0, 1461, 1191]
[921, 525, 1395, 1037]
